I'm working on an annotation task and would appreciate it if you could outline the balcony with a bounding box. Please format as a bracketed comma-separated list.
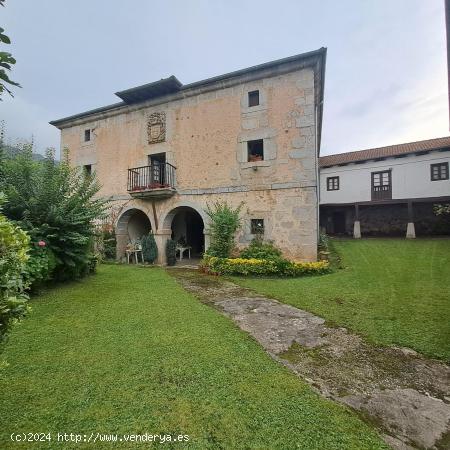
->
[127, 163, 176, 198]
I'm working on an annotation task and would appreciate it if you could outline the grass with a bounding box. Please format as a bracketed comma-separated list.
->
[233, 238, 450, 361]
[0, 265, 387, 449]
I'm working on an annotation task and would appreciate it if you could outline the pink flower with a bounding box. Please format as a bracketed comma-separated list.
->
[38, 241, 46, 247]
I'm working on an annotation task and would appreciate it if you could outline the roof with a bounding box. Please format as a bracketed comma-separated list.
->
[115, 76, 182, 103]
[319, 136, 450, 168]
[50, 48, 327, 150]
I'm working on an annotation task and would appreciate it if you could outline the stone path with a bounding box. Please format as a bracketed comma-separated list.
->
[169, 269, 450, 450]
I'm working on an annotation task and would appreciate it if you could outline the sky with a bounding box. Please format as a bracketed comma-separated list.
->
[1, 0, 448, 156]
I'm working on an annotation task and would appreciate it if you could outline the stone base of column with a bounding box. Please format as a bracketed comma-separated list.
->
[353, 220, 361, 239]
[116, 233, 128, 262]
[406, 222, 416, 239]
[154, 229, 172, 265]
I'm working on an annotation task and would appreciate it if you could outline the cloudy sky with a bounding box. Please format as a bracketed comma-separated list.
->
[1, 0, 448, 156]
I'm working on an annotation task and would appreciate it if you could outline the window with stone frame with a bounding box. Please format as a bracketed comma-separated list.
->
[251, 219, 264, 234]
[327, 176, 339, 191]
[247, 139, 264, 162]
[83, 164, 92, 176]
[248, 90, 260, 107]
[430, 162, 449, 181]
[84, 129, 91, 142]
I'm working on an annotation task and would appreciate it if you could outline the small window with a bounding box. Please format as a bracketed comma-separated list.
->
[247, 139, 264, 162]
[251, 219, 264, 234]
[327, 176, 339, 191]
[248, 90, 260, 107]
[84, 129, 91, 142]
[84, 164, 92, 176]
[430, 162, 449, 181]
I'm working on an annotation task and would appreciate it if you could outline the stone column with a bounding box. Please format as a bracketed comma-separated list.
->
[353, 204, 361, 239]
[203, 228, 211, 253]
[406, 201, 416, 239]
[154, 228, 172, 265]
[116, 233, 128, 262]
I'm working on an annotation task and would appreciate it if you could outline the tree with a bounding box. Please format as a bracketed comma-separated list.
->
[205, 201, 242, 258]
[0, 1, 21, 99]
[0, 145, 109, 280]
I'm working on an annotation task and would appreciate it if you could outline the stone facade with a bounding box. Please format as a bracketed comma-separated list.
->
[51, 50, 326, 263]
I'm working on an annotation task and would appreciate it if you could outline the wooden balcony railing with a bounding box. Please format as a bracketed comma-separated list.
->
[127, 163, 176, 197]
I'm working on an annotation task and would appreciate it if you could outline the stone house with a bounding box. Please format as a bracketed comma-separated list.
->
[50, 48, 327, 264]
[319, 137, 450, 237]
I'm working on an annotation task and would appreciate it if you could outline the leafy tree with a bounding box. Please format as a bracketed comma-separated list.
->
[205, 201, 242, 258]
[0, 1, 21, 99]
[141, 232, 157, 264]
[0, 145, 109, 280]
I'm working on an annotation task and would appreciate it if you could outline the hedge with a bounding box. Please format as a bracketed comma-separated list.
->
[201, 255, 330, 277]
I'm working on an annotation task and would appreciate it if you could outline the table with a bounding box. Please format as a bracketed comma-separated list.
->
[176, 245, 192, 261]
[126, 248, 144, 264]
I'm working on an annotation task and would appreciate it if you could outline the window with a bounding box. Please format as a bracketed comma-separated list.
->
[371, 170, 392, 200]
[327, 176, 339, 191]
[431, 162, 449, 181]
[251, 219, 264, 234]
[248, 90, 260, 107]
[84, 129, 91, 142]
[84, 164, 92, 176]
[247, 139, 264, 162]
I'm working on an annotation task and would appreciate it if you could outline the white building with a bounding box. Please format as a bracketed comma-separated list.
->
[319, 137, 450, 238]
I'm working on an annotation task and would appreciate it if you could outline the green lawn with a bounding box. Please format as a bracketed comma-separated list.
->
[0, 265, 387, 449]
[234, 239, 450, 361]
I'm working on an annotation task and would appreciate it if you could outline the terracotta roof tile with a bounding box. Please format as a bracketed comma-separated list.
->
[319, 136, 450, 167]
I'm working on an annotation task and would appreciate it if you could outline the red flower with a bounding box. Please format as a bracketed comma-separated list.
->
[38, 241, 46, 247]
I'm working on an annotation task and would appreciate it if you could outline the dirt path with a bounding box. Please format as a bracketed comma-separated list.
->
[169, 269, 450, 450]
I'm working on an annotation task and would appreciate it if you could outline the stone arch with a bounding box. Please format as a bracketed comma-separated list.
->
[115, 207, 153, 260]
[160, 201, 209, 231]
[159, 202, 210, 261]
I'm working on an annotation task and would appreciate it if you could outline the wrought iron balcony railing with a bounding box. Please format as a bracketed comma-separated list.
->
[127, 163, 176, 197]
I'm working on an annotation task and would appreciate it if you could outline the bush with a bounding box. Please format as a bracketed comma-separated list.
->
[142, 233, 158, 264]
[102, 229, 117, 260]
[23, 243, 56, 291]
[0, 145, 109, 281]
[0, 198, 30, 344]
[240, 236, 282, 260]
[205, 201, 242, 258]
[166, 239, 177, 266]
[201, 255, 330, 277]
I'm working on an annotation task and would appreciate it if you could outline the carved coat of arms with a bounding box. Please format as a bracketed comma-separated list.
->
[147, 112, 166, 144]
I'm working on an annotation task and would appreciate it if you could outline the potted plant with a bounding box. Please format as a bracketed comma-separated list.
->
[249, 154, 263, 162]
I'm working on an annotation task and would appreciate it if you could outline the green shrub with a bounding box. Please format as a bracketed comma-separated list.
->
[103, 229, 116, 260]
[240, 236, 282, 260]
[142, 233, 158, 264]
[166, 239, 177, 266]
[201, 255, 330, 277]
[205, 201, 242, 258]
[0, 198, 30, 344]
[0, 146, 108, 281]
[23, 243, 56, 291]
[318, 232, 330, 252]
